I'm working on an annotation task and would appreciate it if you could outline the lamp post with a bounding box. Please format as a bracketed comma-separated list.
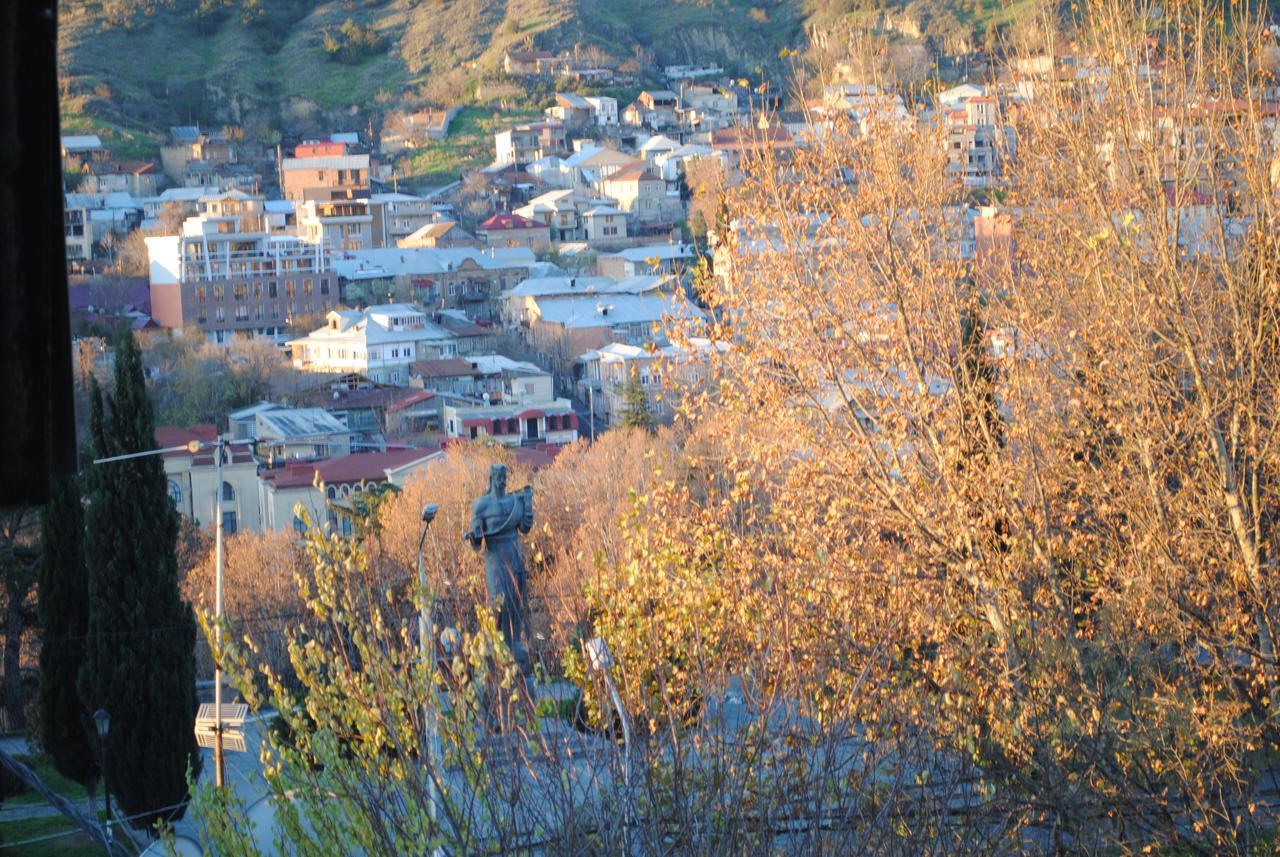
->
[93, 708, 112, 844]
[416, 504, 443, 857]
[585, 637, 632, 848]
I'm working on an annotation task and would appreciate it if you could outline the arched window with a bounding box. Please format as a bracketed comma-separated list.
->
[167, 480, 182, 506]
[507, 418, 518, 435]
[222, 481, 235, 501]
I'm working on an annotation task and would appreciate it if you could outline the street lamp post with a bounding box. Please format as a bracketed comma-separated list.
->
[93, 708, 111, 844]
[212, 438, 226, 789]
[416, 504, 443, 857]
[586, 637, 632, 848]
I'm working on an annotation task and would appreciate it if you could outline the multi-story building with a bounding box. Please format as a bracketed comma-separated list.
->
[258, 448, 442, 533]
[146, 191, 336, 343]
[298, 198, 373, 251]
[368, 193, 439, 247]
[494, 123, 568, 166]
[440, 357, 578, 447]
[156, 424, 261, 534]
[576, 339, 724, 427]
[280, 153, 370, 202]
[598, 163, 684, 227]
[288, 304, 459, 384]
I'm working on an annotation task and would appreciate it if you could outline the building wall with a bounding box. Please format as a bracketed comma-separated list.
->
[158, 273, 338, 336]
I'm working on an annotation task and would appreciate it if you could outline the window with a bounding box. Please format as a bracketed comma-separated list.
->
[268, 281, 278, 298]
[547, 415, 558, 431]
[469, 425, 478, 440]
[448, 284, 457, 297]
[270, 303, 279, 319]
[253, 282, 262, 299]
[213, 285, 225, 301]
[492, 419, 503, 434]
[167, 480, 182, 506]
[235, 305, 248, 321]
[195, 286, 207, 303]
[222, 511, 237, 535]
[255, 304, 264, 320]
[507, 418, 518, 434]
[215, 307, 225, 322]
[286, 281, 296, 298]
[234, 283, 247, 301]
[303, 279, 313, 296]
[222, 481, 235, 501]
[320, 278, 330, 296]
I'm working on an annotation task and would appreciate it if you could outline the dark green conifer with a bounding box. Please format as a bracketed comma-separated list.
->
[80, 335, 200, 829]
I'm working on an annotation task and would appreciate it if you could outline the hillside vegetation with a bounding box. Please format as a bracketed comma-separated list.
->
[58, 0, 1032, 151]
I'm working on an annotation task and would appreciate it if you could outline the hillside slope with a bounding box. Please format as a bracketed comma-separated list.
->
[57, 0, 1070, 161]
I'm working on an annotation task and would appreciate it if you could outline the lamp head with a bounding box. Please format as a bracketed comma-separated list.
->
[421, 503, 438, 524]
[93, 708, 110, 739]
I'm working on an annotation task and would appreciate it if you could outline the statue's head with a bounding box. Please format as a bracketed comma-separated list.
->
[489, 463, 508, 495]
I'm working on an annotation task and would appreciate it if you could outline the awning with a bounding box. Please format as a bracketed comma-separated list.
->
[462, 418, 489, 428]
[516, 409, 545, 419]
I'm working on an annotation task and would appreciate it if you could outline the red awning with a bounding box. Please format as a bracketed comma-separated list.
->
[516, 409, 545, 419]
[462, 418, 489, 428]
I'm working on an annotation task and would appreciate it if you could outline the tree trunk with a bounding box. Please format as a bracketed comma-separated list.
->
[3, 572, 26, 732]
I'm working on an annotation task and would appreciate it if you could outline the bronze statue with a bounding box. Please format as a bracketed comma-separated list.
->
[464, 463, 534, 675]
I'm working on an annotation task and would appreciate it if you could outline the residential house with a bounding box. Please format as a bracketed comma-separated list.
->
[503, 49, 560, 76]
[475, 212, 551, 252]
[576, 338, 725, 427]
[653, 142, 717, 184]
[433, 309, 496, 354]
[398, 220, 478, 249]
[329, 246, 534, 321]
[146, 192, 334, 342]
[288, 304, 459, 383]
[546, 93, 595, 128]
[598, 163, 683, 226]
[280, 153, 370, 202]
[298, 198, 373, 251]
[494, 123, 569, 165]
[514, 189, 606, 243]
[440, 357, 578, 447]
[156, 424, 260, 533]
[258, 449, 442, 533]
[61, 135, 104, 173]
[370, 193, 445, 247]
[709, 125, 795, 168]
[622, 90, 679, 129]
[522, 290, 708, 370]
[379, 108, 460, 154]
[252, 406, 355, 464]
[584, 96, 619, 126]
[160, 125, 236, 182]
[63, 191, 143, 264]
[504, 273, 666, 325]
[582, 205, 628, 244]
[77, 160, 162, 197]
[596, 243, 696, 278]
[563, 146, 637, 187]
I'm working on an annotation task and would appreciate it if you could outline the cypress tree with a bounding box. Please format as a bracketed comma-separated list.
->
[619, 371, 656, 431]
[37, 474, 98, 792]
[80, 336, 200, 829]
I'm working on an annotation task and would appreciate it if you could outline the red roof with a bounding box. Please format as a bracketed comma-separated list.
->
[261, 449, 437, 489]
[155, 425, 217, 456]
[479, 212, 543, 231]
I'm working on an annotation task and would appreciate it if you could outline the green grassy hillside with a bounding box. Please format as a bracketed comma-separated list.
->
[56, 0, 1046, 175]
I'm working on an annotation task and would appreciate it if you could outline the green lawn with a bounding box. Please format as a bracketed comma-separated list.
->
[7, 757, 89, 808]
[0, 815, 100, 856]
[398, 105, 542, 186]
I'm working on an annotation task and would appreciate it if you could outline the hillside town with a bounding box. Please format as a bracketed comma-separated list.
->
[7, 1, 1280, 853]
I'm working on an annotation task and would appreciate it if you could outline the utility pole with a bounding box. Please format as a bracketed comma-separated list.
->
[212, 438, 225, 789]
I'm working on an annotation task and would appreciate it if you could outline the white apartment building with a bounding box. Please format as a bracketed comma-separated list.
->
[288, 303, 458, 384]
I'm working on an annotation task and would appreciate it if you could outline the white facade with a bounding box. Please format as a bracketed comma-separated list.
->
[288, 303, 458, 383]
[584, 96, 618, 126]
